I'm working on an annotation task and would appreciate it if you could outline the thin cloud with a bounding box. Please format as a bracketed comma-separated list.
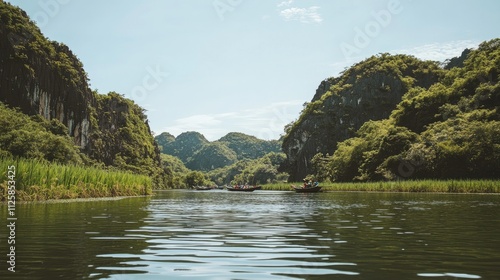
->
[277, 0, 323, 24]
[329, 40, 482, 77]
[392, 40, 480, 62]
[277, 0, 294, 8]
[163, 100, 303, 141]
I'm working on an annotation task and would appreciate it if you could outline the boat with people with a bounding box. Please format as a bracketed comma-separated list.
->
[291, 180, 322, 193]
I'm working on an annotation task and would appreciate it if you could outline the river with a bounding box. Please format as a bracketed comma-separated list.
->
[1, 190, 499, 279]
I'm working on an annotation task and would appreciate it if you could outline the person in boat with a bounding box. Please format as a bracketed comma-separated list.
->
[303, 178, 311, 189]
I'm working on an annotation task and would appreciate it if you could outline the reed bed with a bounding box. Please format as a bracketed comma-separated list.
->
[0, 158, 152, 201]
[263, 180, 500, 193]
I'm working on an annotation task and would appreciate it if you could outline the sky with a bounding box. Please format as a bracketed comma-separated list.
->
[7, 0, 500, 141]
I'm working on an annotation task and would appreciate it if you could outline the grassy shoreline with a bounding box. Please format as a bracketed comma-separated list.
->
[1, 158, 153, 201]
[262, 180, 500, 193]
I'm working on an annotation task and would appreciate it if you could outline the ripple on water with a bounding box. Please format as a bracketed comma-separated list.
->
[91, 191, 498, 279]
[417, 272, 481, 279]
[93, 194, 361, 279]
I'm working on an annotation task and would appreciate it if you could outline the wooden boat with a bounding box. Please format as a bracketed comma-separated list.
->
[291, 185, 322, 193]
[226, 186, 259, 192]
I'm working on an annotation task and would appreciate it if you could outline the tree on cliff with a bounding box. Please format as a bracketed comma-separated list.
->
[310, 39, 500, 181]
[0, 103, 85, 164]
[281, 53, 443, 181]
[0, 2, 168, 188]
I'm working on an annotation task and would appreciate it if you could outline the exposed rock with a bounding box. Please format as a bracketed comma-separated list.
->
[0, 3, 166, 187]
[0, 3, 95, 149]
[281, 54, 443, 181]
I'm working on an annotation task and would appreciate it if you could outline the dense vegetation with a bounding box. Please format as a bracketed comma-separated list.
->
[1, 2, 498, 195]
[0, 2, 165, 199]
[156, 131, 286, 188]
[0, 2, 95, 147]
[156, 131, 209, 164]
[206, 152, 288, 186]
[281, 53, 443, 181]
[0, 158, 152, 200]
[156, 131, 281, 172]
[89, 92, 166, 187]
[263, 180, 500, 193]
[308, 39, 500, 182]
[0, 103, 85, 164]
[217, 132, 281, 160]
[158, 40, 500, 188]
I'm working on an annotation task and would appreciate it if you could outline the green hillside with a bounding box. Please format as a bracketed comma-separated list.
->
[0, 2, 166, 198]
[155, 131, 281, 172]
[286, 39, 500, 182]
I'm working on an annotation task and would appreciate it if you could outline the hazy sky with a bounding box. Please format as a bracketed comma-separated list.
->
[7, 0, 500, 140]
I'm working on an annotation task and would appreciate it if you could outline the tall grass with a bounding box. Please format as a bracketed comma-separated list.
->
[0, 158, 152, 201]
[263, 180, 500, 193]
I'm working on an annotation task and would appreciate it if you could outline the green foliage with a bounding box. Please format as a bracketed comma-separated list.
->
[391, 83, 455, 132]
[0, 157, 152, 201]
[155, 132, 175, 153]
[0, 3, 168, 194]
[0, 2, 92, 100]
[282, 53, 444, 181]
[412, 118, 500, 179]
[187, 142, 237, 171]
[205, 160, 250, 186]
[262, 180, 500, 193]
[160, 131, 209, 163]
[0, 103, 84, 164]
[161, 154, 189, 174]
[286, 54, 444, 138]
[90, 92, 166, 188]
[313, 38, 500, 182]
[160, 154, 189, 188]
[206, 152, 287, 185]
[185, 171, 210, 187]
[157, 131, 282, 172]
[217, 132, 281, 160]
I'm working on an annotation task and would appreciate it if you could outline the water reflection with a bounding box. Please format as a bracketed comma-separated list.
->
[0, 197, 150, 280]
[2, 191, 499, 279]
[94, 191, 360, 279]
[91, 191, 500, 280]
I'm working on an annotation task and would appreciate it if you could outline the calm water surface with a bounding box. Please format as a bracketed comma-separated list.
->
[1, 190, 499, 279]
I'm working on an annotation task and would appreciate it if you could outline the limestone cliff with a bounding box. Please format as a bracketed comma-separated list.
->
[281, 54, 443, 181]
[0, 3, 95, 149]
[0, 3, 166, 187]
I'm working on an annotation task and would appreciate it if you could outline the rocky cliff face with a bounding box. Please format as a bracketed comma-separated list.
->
[0, 3, 166, 186]
[281, 54, 443, 181]
[0, 3, 95, 149]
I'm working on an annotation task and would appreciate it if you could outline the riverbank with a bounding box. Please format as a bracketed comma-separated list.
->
[262, 180, 500, 193]
[0, 158, 153, 201]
